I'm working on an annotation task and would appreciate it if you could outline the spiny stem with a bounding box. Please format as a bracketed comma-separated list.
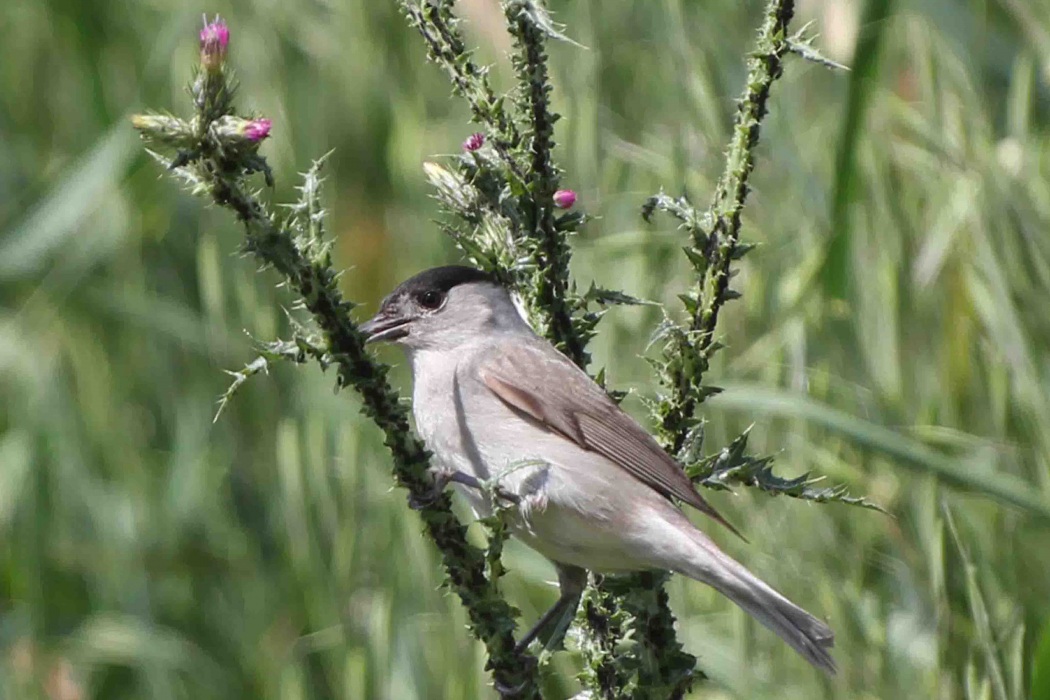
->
[620, 0, 799, 694]
[662, 0, 796, 453]
[134, 19, 541, 694]
[211, 173, 543, 699]
[402, 0, 529, 186]
[503, 0, 587, 367]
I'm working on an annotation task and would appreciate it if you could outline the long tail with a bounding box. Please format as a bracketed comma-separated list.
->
[672, 522, 836, 674]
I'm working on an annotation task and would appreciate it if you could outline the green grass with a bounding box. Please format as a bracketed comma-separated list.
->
[2, 0, 1050, 698]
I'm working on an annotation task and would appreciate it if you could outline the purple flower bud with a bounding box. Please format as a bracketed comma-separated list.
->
[243, 118, 272, 142]
[200, 16, 230, 71]
[463, 132, 485, 152]
[553, 189, 577, 209]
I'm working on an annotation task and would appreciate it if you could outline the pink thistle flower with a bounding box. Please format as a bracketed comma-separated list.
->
[200, 16, 230, 71]
[553, 189, 577, 209]
[462, 132, 485, 152]
[243, 118, 272, 142]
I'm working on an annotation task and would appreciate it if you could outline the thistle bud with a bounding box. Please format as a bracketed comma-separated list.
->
[462, 132, 485, 152]
[210, 116, 273, 148]
[243, 118, 272, 142]
[199, 16, 230, 72]
[553, 189, 577, 209]
[130, 113, 195, 149]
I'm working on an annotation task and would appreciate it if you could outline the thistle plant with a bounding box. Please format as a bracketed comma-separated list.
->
[134, 16, 542, 698]
[134, 3, 870, 697]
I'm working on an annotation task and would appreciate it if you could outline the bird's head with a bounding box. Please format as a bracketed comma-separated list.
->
[360, 265, 525, 352]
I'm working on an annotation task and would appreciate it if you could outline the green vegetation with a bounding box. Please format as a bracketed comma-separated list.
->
[2, 1, 1049, 698]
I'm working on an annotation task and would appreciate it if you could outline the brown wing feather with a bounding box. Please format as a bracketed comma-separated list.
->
[479, 338, 744, 540]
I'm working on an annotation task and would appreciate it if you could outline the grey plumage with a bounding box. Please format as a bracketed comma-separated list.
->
[360, 266, 836, 674]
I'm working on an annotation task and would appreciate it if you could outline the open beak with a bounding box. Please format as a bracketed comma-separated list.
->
[359, 311, 411, 344]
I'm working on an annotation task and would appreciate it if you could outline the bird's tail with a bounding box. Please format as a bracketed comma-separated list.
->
[671, 521, 836, 674]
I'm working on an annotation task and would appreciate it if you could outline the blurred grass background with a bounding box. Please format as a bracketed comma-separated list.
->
[2, 0, 1050, 698]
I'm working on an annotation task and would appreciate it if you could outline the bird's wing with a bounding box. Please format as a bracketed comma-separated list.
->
[477, 337, 743, 540]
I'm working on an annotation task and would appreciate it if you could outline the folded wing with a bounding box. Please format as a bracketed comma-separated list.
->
[478, 337, 743, 540]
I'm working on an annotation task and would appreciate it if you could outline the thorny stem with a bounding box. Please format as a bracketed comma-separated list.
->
[217, 176, 543, 700]
[135, 37, 541, 700]
[621, 1, 799, 696]
[496, 2, 654, 690]
[661, 0, 796, 455]
[403, 1, 529, 187]
[503, 0, 587, 367]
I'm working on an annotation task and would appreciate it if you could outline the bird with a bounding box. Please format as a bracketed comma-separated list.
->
[359, 265, 836, 674]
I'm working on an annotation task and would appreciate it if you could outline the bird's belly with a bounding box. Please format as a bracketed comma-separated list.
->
[420, 399, 662, 573]
[509, 488, 652, 574]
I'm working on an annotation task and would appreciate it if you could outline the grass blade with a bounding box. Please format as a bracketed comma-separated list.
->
[712, 384, 1050, 521]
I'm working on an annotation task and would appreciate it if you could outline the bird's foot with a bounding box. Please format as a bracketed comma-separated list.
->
[492, 655, 538, 697]
[407, 471, 453, 510]
[446, 470, 521, 505]
[408, 470, 520, 511]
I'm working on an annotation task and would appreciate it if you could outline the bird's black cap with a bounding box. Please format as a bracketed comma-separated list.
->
[363, 266, 497, 342]
[388, 265, 494, 299]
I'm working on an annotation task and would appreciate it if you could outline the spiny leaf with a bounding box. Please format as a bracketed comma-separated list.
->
[584, 284, 657, 307]
[687, 428, 885, 511]
[508, 0, 584, 47]
[787, 22, 851, 71]
[213, 355, 270, 423]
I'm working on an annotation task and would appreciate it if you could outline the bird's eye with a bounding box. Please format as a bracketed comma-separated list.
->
[418, 290, 444, 310]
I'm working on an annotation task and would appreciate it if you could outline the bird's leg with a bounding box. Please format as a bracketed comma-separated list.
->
[514, 563, 587, 654]
[408, 469, 520, 510]
[494, 565, 586, 697]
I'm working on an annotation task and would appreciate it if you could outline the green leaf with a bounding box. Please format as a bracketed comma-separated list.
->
[712, 384, 1050, 521]
[1033, 617, 1050, 700]
[514, 0, 584, 47]
[0, 125, 138, 281]
[682, 246, 709, 269]
[677, 293, 698, 315]
[943, 504, 1010, 700]
[584, 284, 657, 307]
[820, 0, 896, 299]
[786, 22, 851, 72]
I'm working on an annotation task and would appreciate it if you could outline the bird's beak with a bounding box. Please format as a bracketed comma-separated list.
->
[359, 311, 411, 344]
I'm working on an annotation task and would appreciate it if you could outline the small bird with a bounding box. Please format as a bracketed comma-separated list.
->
[360, 265, 835, 674]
